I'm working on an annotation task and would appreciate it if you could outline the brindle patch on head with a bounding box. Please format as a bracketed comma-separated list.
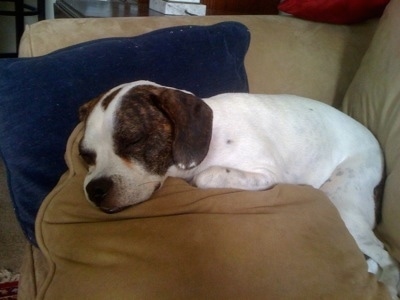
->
[113, 86, 174, 175]
[79, 88, 123, 123]
[79, 96, 102, 122]
[101, 88, 122, 110]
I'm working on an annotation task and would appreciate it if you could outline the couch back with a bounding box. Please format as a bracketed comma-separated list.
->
[19, 15, 377, 107]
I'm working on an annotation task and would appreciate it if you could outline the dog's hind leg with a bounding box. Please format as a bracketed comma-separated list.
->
[320, 157, 399, 298]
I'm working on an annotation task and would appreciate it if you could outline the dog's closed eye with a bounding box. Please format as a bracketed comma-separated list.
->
[121, 132, 147, 147]
[79, 148, 96, 166]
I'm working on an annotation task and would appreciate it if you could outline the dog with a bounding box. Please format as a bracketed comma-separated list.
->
[79, 80, 399, 298]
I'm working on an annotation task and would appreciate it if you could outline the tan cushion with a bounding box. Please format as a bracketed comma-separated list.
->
[343, 0, 400, 261]
[18, 244, 48, 300]
[20, 16, 377, 105]
[34, 123, 390, 299]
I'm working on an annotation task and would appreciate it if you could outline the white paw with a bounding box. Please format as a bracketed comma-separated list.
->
[366, 257, 380, 274]
[193, 166, 275, 190]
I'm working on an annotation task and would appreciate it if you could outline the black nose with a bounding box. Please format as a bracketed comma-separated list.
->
[86, 177, 113, 206]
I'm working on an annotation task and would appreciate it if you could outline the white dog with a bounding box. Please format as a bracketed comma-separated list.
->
[79, 80, 399, 298]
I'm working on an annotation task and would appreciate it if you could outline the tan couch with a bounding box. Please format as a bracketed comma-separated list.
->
[14, 1, 400, 298]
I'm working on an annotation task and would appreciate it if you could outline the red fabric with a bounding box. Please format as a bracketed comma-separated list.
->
[0, 281, 18, 299]
[278, 0, 390, 24]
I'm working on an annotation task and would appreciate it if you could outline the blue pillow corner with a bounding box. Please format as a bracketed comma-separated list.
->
[0, 21, 250, 245]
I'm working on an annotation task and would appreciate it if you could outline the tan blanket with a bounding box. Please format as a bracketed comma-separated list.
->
[35, 123, 390, 299]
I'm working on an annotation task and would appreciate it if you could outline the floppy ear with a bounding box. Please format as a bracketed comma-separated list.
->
[154, 88, 213, 170]
[79, 96, 101, 122]
[80, 87, 124, 122]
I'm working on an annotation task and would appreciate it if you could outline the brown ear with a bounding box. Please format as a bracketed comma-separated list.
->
[80, 88, 123, 122]
[79, 96, 101, 122]
[154, 88, 213, 170]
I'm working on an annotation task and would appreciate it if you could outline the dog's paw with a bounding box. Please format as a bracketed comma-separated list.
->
[378, 262, 400, 300]
[366, 257, 380, 274]
[193, 166, 275, 190]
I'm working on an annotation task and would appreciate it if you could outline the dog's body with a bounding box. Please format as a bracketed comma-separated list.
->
[79, 80, 399, 298]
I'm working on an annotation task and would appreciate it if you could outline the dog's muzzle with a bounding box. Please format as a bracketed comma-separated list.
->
[85, 177, 129, 214]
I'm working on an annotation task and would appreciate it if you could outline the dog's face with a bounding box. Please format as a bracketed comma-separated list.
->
[79, 81, 212, 213]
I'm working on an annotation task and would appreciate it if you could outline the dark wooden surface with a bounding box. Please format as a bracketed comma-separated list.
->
[54, 0, 162, 18]
[54, 0, 279, 18]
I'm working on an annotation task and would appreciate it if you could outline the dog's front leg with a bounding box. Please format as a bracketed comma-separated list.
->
[193, 166, 276, 190]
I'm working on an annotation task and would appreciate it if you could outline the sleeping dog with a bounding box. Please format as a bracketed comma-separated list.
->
[79, 80, 399, 298]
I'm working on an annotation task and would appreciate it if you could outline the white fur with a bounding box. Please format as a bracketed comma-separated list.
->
[82, 81, 399, 298]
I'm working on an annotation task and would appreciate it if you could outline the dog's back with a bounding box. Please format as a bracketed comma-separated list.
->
[198, 93, 383, 190]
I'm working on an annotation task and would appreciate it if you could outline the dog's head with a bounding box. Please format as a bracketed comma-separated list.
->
[79, 81, 213, 213]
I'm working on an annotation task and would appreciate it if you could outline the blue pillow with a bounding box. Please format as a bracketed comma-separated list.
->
[0, 22, 250, 245]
